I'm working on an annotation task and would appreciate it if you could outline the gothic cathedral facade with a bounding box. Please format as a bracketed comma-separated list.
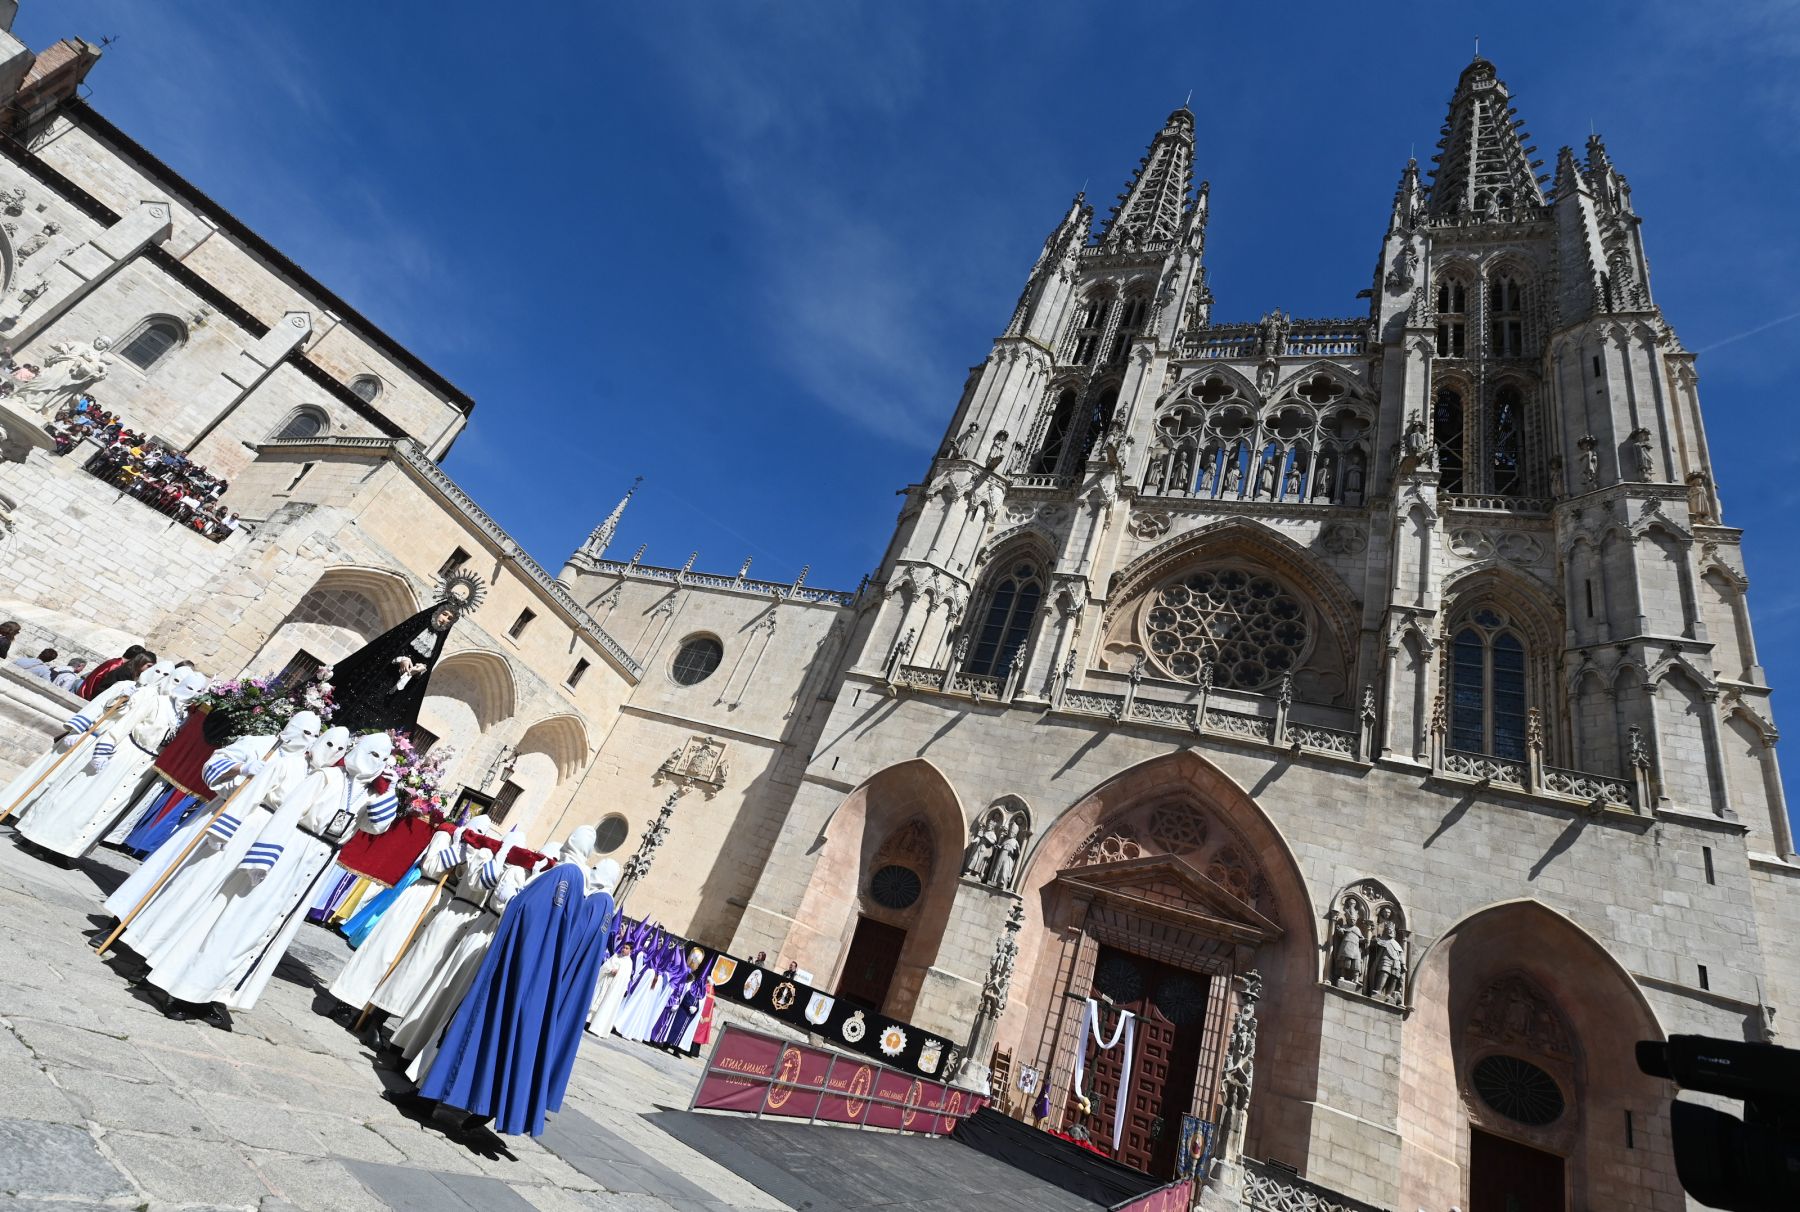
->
[717, 58, 1796, 1210]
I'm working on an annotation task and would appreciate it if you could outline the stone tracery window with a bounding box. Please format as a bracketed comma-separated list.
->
[1139, 565, 1310, 690]
[1490, 273, 1525, 358]
[1435, 274, 1468, 357]
[966, 558, 1043, 676]
[1450, 607, 1529, 760]
[1433, 385, 1466, 494]
[1490, 384, 1525, 495]
[1145, 372, 1370, 505]
[1028, 388, 1079, 475]
[1064, 292, 1112, 366]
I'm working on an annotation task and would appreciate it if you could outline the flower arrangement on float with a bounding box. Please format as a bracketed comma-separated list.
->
[191, 666, 337, 736]
[382, 728, 454, 818]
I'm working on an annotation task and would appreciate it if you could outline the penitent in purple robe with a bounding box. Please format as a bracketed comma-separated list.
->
[418, 865, 615, 1136]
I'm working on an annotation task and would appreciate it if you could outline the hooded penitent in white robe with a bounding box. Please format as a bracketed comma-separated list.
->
[326, 825, 461, 1009]
[585, 858, 628, 1031]
[102, 668, 214, 847]
[109, 711, 322, 958]
[0, 680, 137, 825]
[16, 663, 181, 859]
[399, 825, 596, 1082]
[365, 816, 506, 1018]
[146, 728, 394, 1011]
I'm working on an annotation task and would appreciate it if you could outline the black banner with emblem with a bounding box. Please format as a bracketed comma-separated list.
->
[697, 949, 958, 1083]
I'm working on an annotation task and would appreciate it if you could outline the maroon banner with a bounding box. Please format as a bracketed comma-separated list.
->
[1111, 1179, 1192, 1212]
[691, 1024, 985, 1136]
[692, 1026, 784, 1114]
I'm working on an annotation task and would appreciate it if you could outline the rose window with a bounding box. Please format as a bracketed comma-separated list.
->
[1139, 566, 1311, 690]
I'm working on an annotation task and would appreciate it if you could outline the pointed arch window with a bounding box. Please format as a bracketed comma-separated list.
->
[1068, 294, 1111, 366]
[1450, 608, 1528, 760]
[1435, 278, 1468, 358]
[1434, 386, 1466, 494]
[1108, 291, 1150, 365]
[118, 317, 185, 371]
[1030, 389, 1079, 475]
[966, 558, 1043, 676]
[1490, 274, 1524, 357]
[1073, 386, 1119, 466]
[1490, 384, 1524, 495]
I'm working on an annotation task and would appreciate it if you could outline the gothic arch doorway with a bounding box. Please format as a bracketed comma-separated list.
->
[784, 759, 965, 1021]
[999, 749, 1317, 1178]
[1398, 900, 1678, 1211]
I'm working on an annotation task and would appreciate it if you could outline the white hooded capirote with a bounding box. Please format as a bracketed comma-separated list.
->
[107, 709, 323, 952]
[144, 726, 393, 1011]
[103, 668, 214, 847]
[15, 662, 182, 860]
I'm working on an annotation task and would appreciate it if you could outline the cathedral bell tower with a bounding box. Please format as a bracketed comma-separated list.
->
[850, 108, 1211, 698]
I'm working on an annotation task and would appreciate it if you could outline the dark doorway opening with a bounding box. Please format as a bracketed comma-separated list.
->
[836, 916, 907, 1013]
[1065, 945, 1212, 1178]
[1469, 1127, 1565, 1212]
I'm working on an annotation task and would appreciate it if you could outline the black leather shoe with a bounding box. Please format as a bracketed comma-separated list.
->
[200, 1003, 233, 1031]
[163, 1000, 203, 1021]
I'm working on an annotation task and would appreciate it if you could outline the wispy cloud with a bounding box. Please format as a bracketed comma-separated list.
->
[632, 5, 969, 448]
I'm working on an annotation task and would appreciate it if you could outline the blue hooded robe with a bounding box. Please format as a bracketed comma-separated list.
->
[417, 864, 615, 1136]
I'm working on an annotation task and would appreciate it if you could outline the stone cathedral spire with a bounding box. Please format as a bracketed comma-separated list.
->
[1100, 107, 1195, 248]
[1424, 57, 1545, 220]
[563, 476, 640, 576]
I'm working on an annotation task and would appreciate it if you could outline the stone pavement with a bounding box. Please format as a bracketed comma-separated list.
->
[0, 828, 791, 1212]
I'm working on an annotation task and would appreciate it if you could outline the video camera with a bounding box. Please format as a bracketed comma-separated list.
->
[1636, 1035, 1800, 1210]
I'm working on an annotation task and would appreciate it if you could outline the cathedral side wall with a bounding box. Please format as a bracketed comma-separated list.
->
[19, 113, 467, 451]
[557, 570, 849, 945]
[0, 445, 244, 650]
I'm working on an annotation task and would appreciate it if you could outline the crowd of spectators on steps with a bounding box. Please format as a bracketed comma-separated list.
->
[29, 393, 242, 541]
[1, 623, 160, 700]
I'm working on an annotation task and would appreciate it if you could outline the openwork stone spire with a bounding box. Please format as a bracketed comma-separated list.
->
[1425, 58, 1545, 220]
[576, 476, 640, 563]
[1100, 107, 1195, 248]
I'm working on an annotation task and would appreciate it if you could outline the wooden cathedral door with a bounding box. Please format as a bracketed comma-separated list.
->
[1066, 947, 1212, 1176]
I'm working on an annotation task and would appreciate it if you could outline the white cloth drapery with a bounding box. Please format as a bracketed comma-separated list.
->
[1072, 998, 1137, 1153]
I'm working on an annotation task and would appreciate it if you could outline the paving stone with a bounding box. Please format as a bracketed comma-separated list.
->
[290, 1112, 409, 1164]
[248, 1153, 390, 1212]
[339, 1161, 473, 1212]
[0, 1199, 132, 1212]
[3, 1018, 163, 1082]
[199, 1092, 328, 1155]
[49, 1065, 218, 1139]
[0, 1057, 84, 1125]
[98, 1129, 267, 1205]
[0, 1118, 132, 1201]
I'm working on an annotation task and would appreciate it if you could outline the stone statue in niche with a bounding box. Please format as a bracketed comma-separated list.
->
[1221, 449, 1242, 496]
[1326, 898, 1366, 989]
[1254, 451, 1279, 499]
[990, 823, 1021, 889]
[1402, 411, 1426, 460]
[965, 804, 1029, 889]
[1283, 460, 1303, 500]
[1321, 880, 1409, 1006]
[1577, 433, 1599, 489]
[1216, 969, 1262, 1162]
[1367, 918, 1406, 1002]
[1631, 427, 1656, 481]
[962, 817, 1000, 879]
[1311, 456, 1335, 501]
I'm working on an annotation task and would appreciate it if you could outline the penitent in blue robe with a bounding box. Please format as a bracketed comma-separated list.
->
[418, 864, 615, 1136]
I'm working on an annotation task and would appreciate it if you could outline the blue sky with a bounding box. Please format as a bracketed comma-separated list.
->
[19, 3, 1800, 733]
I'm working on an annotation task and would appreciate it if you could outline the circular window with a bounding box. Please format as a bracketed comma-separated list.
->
[869, 865, 922, 910]
[350, 374, 382, 402]
[593, 813, 629, 854]
[1472, 1054, 1565, 1126]
[671, 635, 723, 686]
[1092, 950, 1145, 1005]
[1137, 564, 1312, 691]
